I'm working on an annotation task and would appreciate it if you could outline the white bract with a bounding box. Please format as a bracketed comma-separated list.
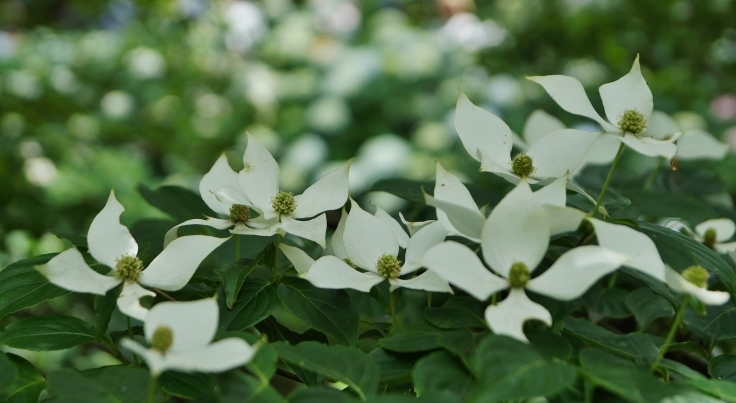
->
[295, 200, 452, 293]
[665, 218, 736, 253]
[38, 191, 227, 321]
[120, 298, 257, 376]
[665, 266, 730, 305]
[528, 56, 679, 159]
[421, 180, 627, 341]
[454, 93, 598, 184]
[218, 134, 351, 248]
[646, 111, 729, 160]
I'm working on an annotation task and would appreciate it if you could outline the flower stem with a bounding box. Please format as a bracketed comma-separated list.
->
[235, 234, 241, 262]
[427, 292, 432, 308]
[126, 316, 139, 365]
[589, 142, 625, 217]
[643, 157, 664, 190]
[389, 291, 397, 329]
[651, 296, 689, 373]
[147, 375, 158, 403]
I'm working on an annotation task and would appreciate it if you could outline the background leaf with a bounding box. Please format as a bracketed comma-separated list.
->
[563, 317, 660, 362]
[0, 315, 95, 351]
[0, 354, 45, 402]
[0, 253, 70, 320]
[413, 350, 474, 399]
[625, 288, 675, 330]
[93, 284, 122, 340]
[46, 366, 150, 403]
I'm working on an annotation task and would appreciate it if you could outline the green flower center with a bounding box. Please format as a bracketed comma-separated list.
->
[508, 261, 531, 288]
[151, 326, 173, 353]
[272, 191, 297, 215]
[617, 109, 647, 135]
[703, 228, 717, 250]
[682, 265, 709, 289]
[343, 258, 357, 269]
[229, 204, 250, 224]
[511, 154, 535, 177]
[115, 255, 144, 281]
[375, 254, 402, 279]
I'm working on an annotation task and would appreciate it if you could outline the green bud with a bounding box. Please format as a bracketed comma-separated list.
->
[115, 255, 144, 281]
[703, 228, 717, 250]
[272, 191, 297, 215]
[508, 261, 530, 288]
[375, 254, 402, 279]
[229, 204, 250, 224]
[617, 109, 647, 135]
[511, 154, 534, 177]
[682, 265, 709, 289]
[150, 326, 173, 353]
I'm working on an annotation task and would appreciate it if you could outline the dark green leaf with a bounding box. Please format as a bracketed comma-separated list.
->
[424, 297, 487, 329]
[220, 278, 278, 331]
[368, 348, 417, 384]
[160, 371, 216, 399]
[625, 288, 675, 330]
[247, 343, 278, 382]
[0, 315, 95, 351]
[526, 328, 573, 361]
[0, 253, 70, 320]
[710, 354, 736, 381]
[470, 335, 576, 402]
[0, 354, 45, 402]
[46, 366, 150, 403]
[194, 371, 283, 403]
[436, 329, 483, 371]
[286, 387, 358, 403]
[379, 321, 447, 353]
[139, 184, 215, 221]
[684, 302, 736, 341]
[616, 191, 719, 223]
[51, 230, 88, 248]
[274, 341, 379, 399]
[563, 317, 660, 362]
[94, 284, 122, 340]
[584, 285, 631, 321]
[680, 377, 736, 402]
[216, 244, 274, 309]
[277, 277, 359, 346]
[413, 350, 474, 399]
[0, 352, 17, 392]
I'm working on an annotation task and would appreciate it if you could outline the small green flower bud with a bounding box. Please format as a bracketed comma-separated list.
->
[508, 261, 530, 288]
[229, 204, 250, 224]
[115, 255, 144, 281]
[703, 228, 717, 250]
[682, 265, 709, 289]
[151, 326, 173, 353]
[343, 258, 357, 269]
[272, 191, 297, 215]
[511, 154, 534, 177]
[617, 109, 647, 135]
[375, 254, 402, 279]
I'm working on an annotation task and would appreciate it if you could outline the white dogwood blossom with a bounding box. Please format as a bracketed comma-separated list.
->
[665, 265, 730, 305]
[528, 56, 679, 159]
[665, 218, 736, 253]
[421, 180, 626, 341]
[120, 298, 257, 376]
[38, 191, 227, 321]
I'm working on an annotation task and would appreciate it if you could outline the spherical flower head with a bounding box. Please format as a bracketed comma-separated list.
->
[617, 109, 647, 135]
[272, 191, 297, 215]
[151, 325, 173, 353]
[511, 154, 534, 177]
[115, 255, 144, 281]
[376, 254, 402, 279]
[508, 261, 530, 288]
[229, 204, 250, 224]
[703, 228, 717, 249]
[682, 265, 709, 289]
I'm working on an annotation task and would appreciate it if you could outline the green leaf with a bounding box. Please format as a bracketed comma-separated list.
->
[277, 277, 359, 346]
[710, 354, 736, 381]
[379, 321, 447, 353]
[247, 343, 278, 382]
[470, 335, 576, 402]
[584, 285, 631, 321]
[681, 377, 736, 402]
[217, 244, 274, 309]
[0, 315, 95, 351]
[413, 350, 474, 399]
[526, 328, 573, 362]
[139, 184, 215, 221]
[424, 297, 487, 329]
[46, 366, 150, 403]
[160, 371, 216, 399]
[94, 284, 122, 340]
[51, 230, 88, 248]
[196, 371, 284, 403]
[220, 278, 278, 331]
[563, 317, 660, 362]
[616, 190, 719, 223]
[0, 354, 45, 402]
[0, 253, 70, 320]
[684, 302, 736, 341]
[286, 387, 358, 403]
[274, 341, 379, 400]
[436, 329, 483, 371]
[578, 348, 686, 402]
[368, 348, 417, 385]
[625, 288, 675, 330]
[0, 352, 17, 393]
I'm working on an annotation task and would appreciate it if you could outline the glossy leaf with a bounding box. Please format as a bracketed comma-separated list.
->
[684, 302, 736, 341]
[0, 315, 95, 351]
[625, 288, 675, 330]
[424, 297, 487, 330]
[0, 354, 45, 402]
[710, 354, 736, 382]
[139, 184, 215, 221]
[219, 277, 278, 331]
[46, 366, 150, 403]
[413, 351, 474, 399]
[563, 317, 660, 362]
[216, 244, 274, 309]
[160, 371, 216, 399]
[380, 321, 447, 353]
[94, 284, 122, 340]
[0, 253, 70, 320]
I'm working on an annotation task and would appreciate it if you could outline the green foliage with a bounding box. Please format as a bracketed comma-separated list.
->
[0, 254, 70, 319]
[0, 315, 95, 351]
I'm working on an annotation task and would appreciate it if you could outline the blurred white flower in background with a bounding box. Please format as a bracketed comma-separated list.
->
[24, 158, 58, 188]
[438, 13, 507, 52]
[101, 90, 135, 119]
[310, 0, 361, 35]
[223, 1, 268, 54]
[0, 31, 15, 59]
[349, 134, 412, 193]
[126, 47, 166, 79]
[49, 66, 79, 94]
[6, 70, 42, 100]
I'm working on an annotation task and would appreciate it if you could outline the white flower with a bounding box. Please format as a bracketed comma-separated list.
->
[454, 93, 598, 184]
[120, 298, 257, 376]
[646, 111, 729, 161]
[222, 134, 351, 248]
[294, 200, 452, 293]
[665, 265, 729, 305]
[665, 218, 736, 253]
[38, 191, 227, 321]
[528, 55, 679, 159]
[420, 180, 627, 342]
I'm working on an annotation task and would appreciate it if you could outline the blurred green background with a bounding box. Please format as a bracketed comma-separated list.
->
[3, 0, 736, 267]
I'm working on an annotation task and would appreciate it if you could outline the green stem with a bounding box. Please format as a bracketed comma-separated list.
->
[427, 292, 432, 308]
[651, 296, 689, 373]
[589, 142, 625, 217]
[235, 234, 241, 262]
[147, 375, 158, 403]
[643, 157, 664, 190]
[390, 291, 397, 329]
[491, 292, 497, 305]
[126, 316, 139, 365]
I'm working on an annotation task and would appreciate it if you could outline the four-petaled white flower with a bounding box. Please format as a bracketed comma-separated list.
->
[420, 180, 626, 342]
[38, 191, 228, 321]
[528, 55, 679, 159]
[454, 93, 598, 184]
[289, 200, 452, 293]
[216, 134, 351, 248]
[665, 218, 736, 253]
[120, 298, 257, 376]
